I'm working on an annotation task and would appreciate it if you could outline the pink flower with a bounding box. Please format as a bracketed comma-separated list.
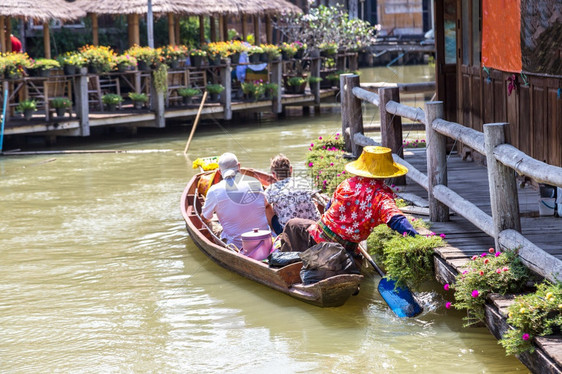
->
[445, 302, 452, 309]
[488, 248, 495, 253]
[310, 143, 314, 147]
[496, 269, 502, 274]
[471, 255, 478, 261]
[503, 267, 509, 272]
[480, 253, 487, 257]
[402, 232, 408, 237]
[440, 233, 446, 238]
[471, 290, 479, 298]
[318, 136, 322, 140]
[479, 271, 484, 276]
[484, 259, 489, 264]
[308, 148, 312, 151]
[522, 333, 530, 341]
[462, 270, 468, 275]
[308, 162, 313, 167]
[330, 162, 334, 166]
[391, 184, 396, 188]
[495, 252, 501, 257]
[444, 284, 450, 291]
[336, 133, 340, 136]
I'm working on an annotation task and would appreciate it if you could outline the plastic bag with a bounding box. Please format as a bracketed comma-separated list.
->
[267, 251, 302, 268]
[299, 242, 360, 285]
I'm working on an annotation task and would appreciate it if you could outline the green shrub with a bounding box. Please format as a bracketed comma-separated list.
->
[16, 99, 37, 112]
[178, 88, 201, 97]
[50, 97, 72, 109]
[287, 76, 307, 86]
[499, 282, 562, 355]
[128, 92, 148, 102]
[206, 84, 225, 94]
[450, 249, 531, 326]
[102, 94, 123, 105]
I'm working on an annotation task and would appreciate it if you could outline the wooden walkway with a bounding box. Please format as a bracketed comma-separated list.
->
[401, 147, 562, 373]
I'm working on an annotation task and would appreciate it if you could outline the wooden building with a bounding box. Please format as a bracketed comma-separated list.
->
[433, 0, 562, 167]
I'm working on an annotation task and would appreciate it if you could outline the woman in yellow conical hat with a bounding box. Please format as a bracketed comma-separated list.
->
[279, 146, 418, 253]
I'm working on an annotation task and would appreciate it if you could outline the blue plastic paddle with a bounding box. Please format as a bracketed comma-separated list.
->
[358, 244, 423, 318]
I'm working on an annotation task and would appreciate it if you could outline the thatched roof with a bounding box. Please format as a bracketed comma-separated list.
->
[0, 0, 86, 22]
[78, 0, 302, 16]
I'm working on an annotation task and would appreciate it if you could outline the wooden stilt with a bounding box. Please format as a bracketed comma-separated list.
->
[199, 16, 205, 45]
[0, 16, 6, 53]
[92, 14, 99, 46]
[43, 22, 51, 58]
[168, 13, 175, 45]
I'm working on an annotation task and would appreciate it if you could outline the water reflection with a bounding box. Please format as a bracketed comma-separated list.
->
[0, 65, 527, 373]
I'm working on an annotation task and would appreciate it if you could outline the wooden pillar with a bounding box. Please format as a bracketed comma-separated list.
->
[220, 59, 232, 120]
[343, 75, 364, 157]
[75, 68, 90, 136]
[6, 17, 12, 52]
[175, 17, 180, 45]
[218, 15, 224, 42]
[91, 14, 99, 46]
[340, 73, 353, 153]
[0, 16, 6, 53]
[221, 15, 228, 41]
[425, 101, 449, 222]
[150, 75, 165, 128]
[168, 13, 175, 46]
[43, 22, 51, 58]
[484, 123, 521, 249]
[199, 16, 205, 45]
[128, 15, 135, 46]
[210, 16, 216, 42]
[310, 57, 321, 105]
[265, 16, 273, 44]
[253, 15, 260, 44]
[133, 14, 140, 46]
[241, 14, 247, 41]
[271, 60, 282, 113]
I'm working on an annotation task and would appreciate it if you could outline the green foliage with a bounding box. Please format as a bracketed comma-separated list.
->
[287, 76, 308, 86]
[366, 223, 443, 290]
[50, 97, 72, 109]
[152, 64, 168, 93]
[57, 52, 86, 67]
[452, 250, 531, 326]
[102, 93, 123, 105]
[16, 99, 37, 112]
[308, 76, 323, 84]
[264, 82, 279, 97]
[241, 81, 265, 101]
[128, 92, 148, 102]
[305, 134, 346, 193]
[499, 282, 562, 355]
[206, 84, 225, 94]
[177, 88, 201, 97]
[30, 58, 60, 70]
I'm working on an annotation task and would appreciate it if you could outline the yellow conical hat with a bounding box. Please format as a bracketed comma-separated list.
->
[344, 146, 408, 178]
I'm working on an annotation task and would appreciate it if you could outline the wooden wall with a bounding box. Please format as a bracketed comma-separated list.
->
[377, 0, 423, 35]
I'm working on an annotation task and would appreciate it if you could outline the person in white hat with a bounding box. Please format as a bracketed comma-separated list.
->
[201, 152, 273, 249]
[279, 146, 418, 253]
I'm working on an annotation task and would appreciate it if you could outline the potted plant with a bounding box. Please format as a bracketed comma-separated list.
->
[2, 52, 31, 79]
[125, 45, 159, 70]
[247, 45, 264, 64]
[279, 42, 298, 60]
[226, 40, 248, 64]
[28, 58, 60, 77]
[177, 87, 201, 105]
[241, 81, 265, 102]
[114, 55, 137, 72]
[102, 93, 123, 111]
[204, 43, 223, 66]
[263, 82, 279, 99]
[161, 45, 188, 69]
[189, 49, 207, 68]
[286, 76, 308, 94]
[16, 99, 37, 120]
[308, 76, 323, 94]
[319, 42, 338, 57]
[57, 52, 86, 75]
[128, 92, 148, 109]
[78, 45, 116, 74]
[50, 97, 72, 117]
[206, 84, 225, 102]
[260, 44, 281, 62]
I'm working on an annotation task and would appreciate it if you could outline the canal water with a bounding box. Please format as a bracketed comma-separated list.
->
[0, 66, 528, 373]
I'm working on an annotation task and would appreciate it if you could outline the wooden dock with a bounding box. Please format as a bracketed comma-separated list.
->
[401, 147, 562, 374]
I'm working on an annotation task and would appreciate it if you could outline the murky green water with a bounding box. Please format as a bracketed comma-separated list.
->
[0, 66, 528, 373]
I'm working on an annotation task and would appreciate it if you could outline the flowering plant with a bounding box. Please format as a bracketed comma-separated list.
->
[192, 157, 219, 171]
[189, 49, 207, 57]
[29, 58, 60, 71]
[260, 44, 281, 60]
[403, 138, 426, 148]
[499, 282, 562, 355]
[50, 97, 72, 109]
[279, 42, 298, 58]
[305, 134, 346, 193]
[206, 83, 225, 94]
[241, 80, 266, 101]
[287, 76, 307, 87]
[247, 45, 264, 55]
[57, 52, 86, 67]
[114, 54, 137, 69]
[124, 45, 159, 66]
[161, 45, 188, 63]
[227, 40, 248, 54]
[16, 99, 37, 112]
[446, 249, 530, 326]
[102, 93, 123, 106]
[0, 52, 32, 77]
[78, 45, 116, 72]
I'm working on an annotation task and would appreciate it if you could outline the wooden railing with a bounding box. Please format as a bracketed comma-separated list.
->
[340, 73, 562, 283]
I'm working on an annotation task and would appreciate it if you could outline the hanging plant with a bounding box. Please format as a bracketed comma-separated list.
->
[152, 64, 168, 93]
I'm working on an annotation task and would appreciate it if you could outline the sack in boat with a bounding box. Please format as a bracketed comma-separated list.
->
[267, 251, 302, 268]
[241, 228, 273, 261]
[299, 242, 360, 285]
[197, 171, 220, 197]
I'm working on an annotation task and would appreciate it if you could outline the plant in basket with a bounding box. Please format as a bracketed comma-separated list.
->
[78, 45, 116, 73]
[280, 42, 298, 60]
[57, 52, 86, 75]
[101, 93, 123, 111]
[1, 52, 31, 79]
[206, 83, 225, 102]
[247, 45, 264, 63]
[286, 76, 308, 94]
[241, 80, 265, 101]
[189, 49, 207, 67]
[319, 42, 338, 57]
[114, 54, 137, 72]
[260, 44, 281, 62]
[50, 97, 72, 117]
[263, 82, 279, 99]
[128, 92, 148, 109]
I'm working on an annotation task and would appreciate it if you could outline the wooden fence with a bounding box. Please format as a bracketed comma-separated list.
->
[340, 73, 562, 283]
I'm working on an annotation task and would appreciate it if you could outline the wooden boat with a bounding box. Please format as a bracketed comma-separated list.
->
[180, 168, 364, 307]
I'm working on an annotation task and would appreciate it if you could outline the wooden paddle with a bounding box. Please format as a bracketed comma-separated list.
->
[358, 243, 422, 318]
[183, 91, 208, 154]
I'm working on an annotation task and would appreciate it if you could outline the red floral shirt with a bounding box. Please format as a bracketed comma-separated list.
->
[309, 176, 402, 243]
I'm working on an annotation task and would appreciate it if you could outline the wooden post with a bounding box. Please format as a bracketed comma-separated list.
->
[75, 68, 90, 136]
[92, 14, 99, 46]
[343, 75, 364, 157]
[222, 15, 229, 41]
[220, 59, 232, 120]
[168, 13, 175, 46]
[265, 16, 273, 44]
[379, 86, 405, 185]
[132, 14, 140, 46]
[218, 15, 224, 42]
[271, 59, 282, 114]
[43, 23, 51, 58]
[241, 15, 248, 41]
[151, 75, 165, 128]
[2, 80, 10, 122]
[199, 16, 205, 45]
[127, 14, 135, 46]
[210, 16, 216, 42]
[340, 73, 353, 153]
[310, 57, 321, 105]
[253, 15, 260, 44]
[425, 101, 449, 221]
[6, 17, 12, 52]
[484, 123, 521, 249]
[175, 17, 180, 45]
[0, 16, 5, 53]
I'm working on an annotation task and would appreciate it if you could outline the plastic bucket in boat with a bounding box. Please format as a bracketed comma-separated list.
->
[241, 228, 273, 261]
[538, 197, 556, 216]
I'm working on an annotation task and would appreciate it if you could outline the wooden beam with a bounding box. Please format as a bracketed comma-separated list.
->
[253, 15, 260, 44]
[199, 16, 205, 45]
[241, 14, 247, 41]
[218, 15, 224, 42]
[0, 16, 5, 53]
[210, 16, 216, 42]
[379, 86, 405, 185]
[91, 14, 99, 46]
[168, 13, 175, 45]
[43, 22, 51, 58]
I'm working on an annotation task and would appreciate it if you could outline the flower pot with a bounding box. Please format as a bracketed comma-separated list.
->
[23, 109, 34, 120]
[117, 64, 133, 72]
[55, 107, 66, 117]
[260, 53, 269, 63]
[138, 61, 150, 71]
[63, 64, 77, 75]
[168, 60, 180, 69]
[106, 103, 117, 111]
[295, 49, 304, 59]
[182, 96, 193, 105]
[281, 51, 294, 61]
[230, 52, 240, 65]
[88, 64, 102, 74]
[249, 54, 261, 64]
[210, 93, 220, 102]
[190, 55, 203, 68]
[208, 55, 221, 66]
[133, 101, 144, 110]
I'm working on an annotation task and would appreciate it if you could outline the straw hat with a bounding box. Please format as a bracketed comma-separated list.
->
[345, 146, 408, 178]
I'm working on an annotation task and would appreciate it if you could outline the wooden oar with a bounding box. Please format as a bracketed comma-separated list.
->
[358, 243, 422, 318]
[183, 91, 208, 154]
